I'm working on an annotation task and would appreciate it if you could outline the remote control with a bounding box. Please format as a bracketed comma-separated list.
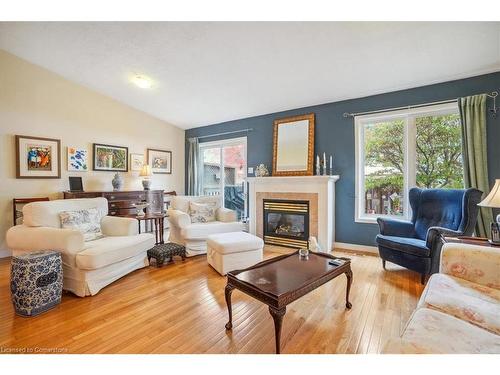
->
[328, 259, 343, 266]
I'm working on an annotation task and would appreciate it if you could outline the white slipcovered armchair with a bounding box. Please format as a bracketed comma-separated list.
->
[6, 198, 155, 297]
[167, 195, 243, 257]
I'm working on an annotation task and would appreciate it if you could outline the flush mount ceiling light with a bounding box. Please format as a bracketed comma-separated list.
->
[130, 74, 153, 89]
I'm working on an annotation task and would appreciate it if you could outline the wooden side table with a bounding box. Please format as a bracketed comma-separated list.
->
[127, 213, 167, 245]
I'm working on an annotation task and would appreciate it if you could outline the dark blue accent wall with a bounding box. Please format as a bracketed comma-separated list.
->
[186, 72, 500, 246]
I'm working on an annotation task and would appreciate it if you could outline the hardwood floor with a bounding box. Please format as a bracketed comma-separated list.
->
[0, 247, 424, 354]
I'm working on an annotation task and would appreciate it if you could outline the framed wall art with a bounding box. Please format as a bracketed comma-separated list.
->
[67, 147, 88, 171]
[15, 135, 61, 179]
[130, 153, 145, 171]
[93, 143, 128, 172]
[147, 148, 172, 174]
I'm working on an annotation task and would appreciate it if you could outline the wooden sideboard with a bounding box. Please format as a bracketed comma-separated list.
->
[63, 190, 164, 217]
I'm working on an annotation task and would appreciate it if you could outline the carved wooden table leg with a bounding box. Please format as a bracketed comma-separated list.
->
[224, 284, 235, 330]
[160, 217, 165, 244]
[269, 306, 286, 354]
[345, 269, 353, 309]
[154, 219, 159, 244]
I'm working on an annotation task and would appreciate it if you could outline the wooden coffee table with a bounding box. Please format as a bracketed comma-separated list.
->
[224, 251, 353, 354]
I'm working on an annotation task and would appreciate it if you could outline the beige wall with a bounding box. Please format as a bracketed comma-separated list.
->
[0, 50, 185, 257]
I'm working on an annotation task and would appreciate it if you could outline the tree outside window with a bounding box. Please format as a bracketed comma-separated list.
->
[357, 105, 463, 221]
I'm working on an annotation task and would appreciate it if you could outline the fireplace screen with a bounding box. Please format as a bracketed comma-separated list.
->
[263, 199, 309, 248]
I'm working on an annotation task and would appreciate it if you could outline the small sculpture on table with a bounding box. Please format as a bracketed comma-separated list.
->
[133, 202, 149, 217]
[255, 164, 270, 177]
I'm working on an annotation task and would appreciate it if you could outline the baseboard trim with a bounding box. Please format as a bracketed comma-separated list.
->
[333, 242, 378, 255]
[0, 249, 11, 258]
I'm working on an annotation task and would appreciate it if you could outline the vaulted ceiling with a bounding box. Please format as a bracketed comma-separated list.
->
[1, 22, 499, 129]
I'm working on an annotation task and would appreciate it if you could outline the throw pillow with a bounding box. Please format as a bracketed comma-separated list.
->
[59, 208, 103, 241]
[189, 201, 216, 223]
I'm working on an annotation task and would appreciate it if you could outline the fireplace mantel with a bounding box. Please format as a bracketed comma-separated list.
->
[246, 175, 339, 183]
[246, 175, 340, 253]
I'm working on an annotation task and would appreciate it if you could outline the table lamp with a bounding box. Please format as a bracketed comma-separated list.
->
[478, 179, 500, 244]
[139, 165, 152, 190]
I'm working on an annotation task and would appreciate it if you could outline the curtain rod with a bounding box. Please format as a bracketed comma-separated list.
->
[343, 91, 498, 118]
[193, 128, 253, 140]
[342, 99, 457, 118]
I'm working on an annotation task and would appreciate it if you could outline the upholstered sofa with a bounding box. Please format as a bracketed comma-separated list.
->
[383, 242, 500, 353]
[376, 188, 482, 283]
[6, 198, 155, 297]
[167, 195, 243, 257]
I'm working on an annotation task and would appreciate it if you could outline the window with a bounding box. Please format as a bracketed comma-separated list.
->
[199, 137, 247, 220]
[355, 103, 463, 223]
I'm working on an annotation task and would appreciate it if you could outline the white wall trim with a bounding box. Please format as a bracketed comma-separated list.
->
[333, 241, 379, 255]
[0, 249, 11, 258]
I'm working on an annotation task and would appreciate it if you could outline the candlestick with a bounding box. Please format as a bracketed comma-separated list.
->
[316, 155, 320, 175]
[322, 152, 326, 176]
[329, 155, 333, 175]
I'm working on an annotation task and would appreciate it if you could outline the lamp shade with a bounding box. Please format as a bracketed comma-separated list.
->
[139, 165, 152, 177]
[478, 179, 500, 208]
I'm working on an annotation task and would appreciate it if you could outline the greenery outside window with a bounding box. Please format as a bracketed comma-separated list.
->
[354, 103, 463, 223]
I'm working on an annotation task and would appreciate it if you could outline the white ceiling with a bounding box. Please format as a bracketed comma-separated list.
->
[1, 22, 499, 129]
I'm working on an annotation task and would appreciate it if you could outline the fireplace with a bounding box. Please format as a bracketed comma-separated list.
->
[263, 199, 309, 249]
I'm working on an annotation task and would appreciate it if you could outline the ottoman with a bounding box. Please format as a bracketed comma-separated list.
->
[10, 251, 63, 317]
[147, 242, 186, 267]
[207, 232, 264, 275]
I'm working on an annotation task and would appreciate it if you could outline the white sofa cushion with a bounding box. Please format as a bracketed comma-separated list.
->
[101, 216, 139, 236]
[208, 232, 264, 255]
[180, 221, 243, 240]
[418, 273, 500, 335]
[171, 195, 222, 214]
[76, 233, 155, 270]
[23, 198, 108, 228]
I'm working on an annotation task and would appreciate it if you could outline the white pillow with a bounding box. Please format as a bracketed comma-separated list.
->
[189, 201, 216, 223]
[59, 208, 103, 241]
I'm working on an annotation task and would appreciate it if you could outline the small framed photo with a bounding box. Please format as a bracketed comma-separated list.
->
[67, 147, 88, 171]
[147, 148, 172, 174]
[16, 135, 61, 179]
[130, 153, 145, 171]
[93, 143, 128, 172]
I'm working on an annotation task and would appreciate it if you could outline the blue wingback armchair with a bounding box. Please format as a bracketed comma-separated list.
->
[376, 187, 482, 283]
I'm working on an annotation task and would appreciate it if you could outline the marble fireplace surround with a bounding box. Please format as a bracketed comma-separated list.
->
[247, 176, 339, 252]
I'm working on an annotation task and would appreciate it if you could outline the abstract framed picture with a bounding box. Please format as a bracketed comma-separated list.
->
[67, 147, 88, 171]
[147, 148, 172, 174]
[15, 135, 61, 179]
[130, 153, 145, 171]
[93, 143, 128, 172]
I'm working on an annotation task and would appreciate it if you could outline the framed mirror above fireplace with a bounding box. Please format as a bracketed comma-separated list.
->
[272, 113, 315, 176]
[263, 199, 310, 248]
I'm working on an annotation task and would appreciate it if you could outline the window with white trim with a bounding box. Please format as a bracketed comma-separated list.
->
[355, 103, 464, 223]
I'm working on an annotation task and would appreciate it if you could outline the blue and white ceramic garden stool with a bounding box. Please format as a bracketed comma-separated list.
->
[10, 251, 63, 317]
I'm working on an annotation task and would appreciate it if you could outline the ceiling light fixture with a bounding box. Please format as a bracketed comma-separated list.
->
[131, 74, 153, 89]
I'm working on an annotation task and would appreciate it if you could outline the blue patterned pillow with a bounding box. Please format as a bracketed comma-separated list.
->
[189, 202, 216, 223]
[59, 208, 103, 241]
